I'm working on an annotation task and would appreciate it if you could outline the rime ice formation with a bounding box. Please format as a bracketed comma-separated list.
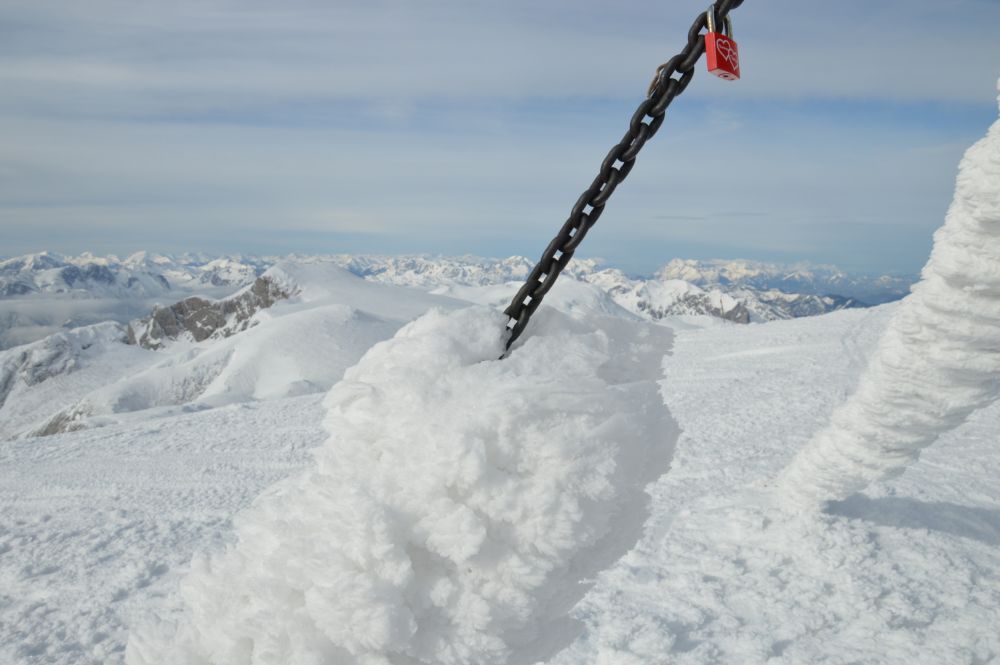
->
[779, 87, 1000, 506]
[127, 306, 675, 665]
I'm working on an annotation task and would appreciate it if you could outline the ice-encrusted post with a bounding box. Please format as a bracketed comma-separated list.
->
[778, 82, 1000, 507]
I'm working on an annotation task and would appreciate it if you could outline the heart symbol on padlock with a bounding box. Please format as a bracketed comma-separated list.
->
[715, 38, 739, 71]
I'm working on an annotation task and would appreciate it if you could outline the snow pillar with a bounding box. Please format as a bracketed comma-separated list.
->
[778, 83, 1000, 507]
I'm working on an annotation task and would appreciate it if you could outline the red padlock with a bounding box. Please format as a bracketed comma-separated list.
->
[704, 5, 740, 81]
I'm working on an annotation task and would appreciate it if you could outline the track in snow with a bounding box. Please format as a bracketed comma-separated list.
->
[0, 396, 327, 665]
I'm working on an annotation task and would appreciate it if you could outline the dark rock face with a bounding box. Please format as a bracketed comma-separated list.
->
[32, 408, 89, 438]
[84, 264, 116, 284]
[127, 275, 292, 350]
[2, 282, 34, 296]
[60, 264, 117, 287]
[0, 254, 64, 275]
[754, 292, 867, 320]
[636, 293, 751, 325]
[718, 302, 751, 324]
[782, 294, 865, 317]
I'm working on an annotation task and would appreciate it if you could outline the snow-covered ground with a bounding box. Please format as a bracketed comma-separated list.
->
[0, 395, 327, 664]
[557, 306, 1000, 664]
[3, 303, 998, 664]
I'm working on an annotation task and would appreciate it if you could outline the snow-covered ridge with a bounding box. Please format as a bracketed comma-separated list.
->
[0, 251, 911, 351]
[16, 263, 461, 440]
[0, 251, 268, 299]
[0, 322, 126, 411]
[658, 258, 914, 304]
[126, 271, 294, 350]
[320, 256, 879, 323]
[0, 252, 912, 306]
[0, 252, 272, 350]
[585, 269, 750, 323]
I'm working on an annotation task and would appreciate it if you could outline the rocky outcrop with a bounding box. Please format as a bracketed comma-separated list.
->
[636, 291, 751, 324]
[127, 275, 293, 350]
[730, 289, 866, 322]
[30, 406, 91, 438]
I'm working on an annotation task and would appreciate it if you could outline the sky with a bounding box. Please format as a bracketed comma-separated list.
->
[1, 0, 999, 276]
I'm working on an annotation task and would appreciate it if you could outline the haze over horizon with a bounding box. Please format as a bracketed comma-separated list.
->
[2, 1, 998, 275]
[0, 248, 920, 280]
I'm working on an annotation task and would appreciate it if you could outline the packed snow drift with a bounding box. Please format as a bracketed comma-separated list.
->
[779, 91, 1000, 506]
[127, 306, 675, 665]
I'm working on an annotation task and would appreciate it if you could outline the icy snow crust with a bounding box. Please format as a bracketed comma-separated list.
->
[779, 95, 1000, 505]
[128, 306, 675, 665]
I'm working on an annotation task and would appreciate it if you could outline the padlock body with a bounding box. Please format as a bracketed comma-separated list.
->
[705, 32, 740, 81]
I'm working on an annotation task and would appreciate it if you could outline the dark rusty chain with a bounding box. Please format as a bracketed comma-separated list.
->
[502, 0, 745, 351]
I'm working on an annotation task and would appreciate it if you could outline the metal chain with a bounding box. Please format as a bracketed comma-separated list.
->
[502, 0, 745, 351]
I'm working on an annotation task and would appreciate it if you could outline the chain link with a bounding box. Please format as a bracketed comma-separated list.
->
[502, 0, 745, 351]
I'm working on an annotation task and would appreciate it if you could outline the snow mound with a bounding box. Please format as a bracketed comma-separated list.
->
[127, 306, 675, 665]
[432, 274, 640, 322]
[263, 260, 466, 319]
[778, 89, 1000, 506]
[34, 304, 399, 434]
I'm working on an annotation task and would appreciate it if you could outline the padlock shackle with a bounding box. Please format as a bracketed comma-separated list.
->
[706, 3, 734, 38]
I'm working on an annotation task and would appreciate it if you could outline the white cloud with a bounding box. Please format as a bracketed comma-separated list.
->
[0, 0, 997, 115]
[1, 0, 996, 272]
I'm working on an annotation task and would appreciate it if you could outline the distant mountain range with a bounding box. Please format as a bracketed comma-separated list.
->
[0, 251, 268, 298]
[656, 258, 913, 305]
[321, 255, 910, 323]
[0, 252, 916, 351]
[0, 253, 916, 439]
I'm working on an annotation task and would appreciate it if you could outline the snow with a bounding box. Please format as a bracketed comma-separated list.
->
[261, 261, 466, 319]
[778, 93, 1000, 507]
[127, 306, 676, 665]
[431, 275, 640, 323]
[584, 271, 746, 322]
[21, 264, 459, 437]
[551, 307, 1000, 664]
[0, 395, 327, 665]
[4, 303, 999, 665]
[2, 250, 912, 352]
[0, 322, 157, 438]
[656, 258, 912, 304]
[1, 77, 997, 665]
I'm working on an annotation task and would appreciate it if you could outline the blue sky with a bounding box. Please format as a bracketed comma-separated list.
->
[1, 0, 998, 276]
